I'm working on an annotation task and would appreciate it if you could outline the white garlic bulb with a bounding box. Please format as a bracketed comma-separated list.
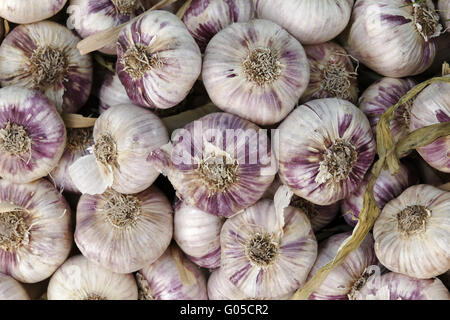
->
[374, 184, 450, 279]
[439, 0, 450, 30]
[98, 71, 133, 114]
[0, 0, 68, 24]
[0, 273, 30, 300]
[47, 255, 138, 300]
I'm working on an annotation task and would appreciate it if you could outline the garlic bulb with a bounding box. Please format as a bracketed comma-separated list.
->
[75, 186, 173, 274]
[183, 0, 255, 52]
[116, 10, 202, 109]
[69, 104, 169, 195]
[302, 42, 358, 104]
[149, 112, 276, 218]
[343, 0, 442, 77]
[0, 273, 30, 300]
[136, 244, 208, 300]
[356, 272, 450, 300]
[99, 71, 133, 114]
[359, 77, 417, 143]
[307, 232, 378, 300]
[276, 98, 376, 206]
[0, 87, 66, 184]
[47, 255, 138, 300]
[0, 179, 72, 283]
[342, 164, 416, 227]
[254, 0, 354, 45]
[439, 0, 450, 30]
[410, 76, 450, 173]
[374, 184, 450, 279]
[220, 198, 317, 299]
[174, 201, 223, 269]
[0, 0, 67, 24]
[0, 21, 93, 113]
[202, 19, 310, 126]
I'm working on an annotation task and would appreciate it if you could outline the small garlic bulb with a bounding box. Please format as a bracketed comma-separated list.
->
[0, 273, 30, 300]
[374, 184, 450, 279]
[69, 104, 169, 195]
[439, 0, 450, 30]
[0, 21, 93, 113]
[0, 0, 68, 24]
[202, 19, 310, 125]
[0, 87, 66, 184]
[136, 245, 208, 300]
[174, 201, 223, 269]
[410, 76, 450, 173]
[343, 0, 442, 77]
[75, 186, 173, 274]
[116, 10, 202, 109]
[99, 71, 133, 114]
[47, 255, 138, 300]
[276, 98, 376, 206]
[0, 179, 72, 283]
[356, 272, 450, 300]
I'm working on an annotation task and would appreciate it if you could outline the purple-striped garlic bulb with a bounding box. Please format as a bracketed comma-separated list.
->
[276, 98, 376, 206]
[98, 71, 133, 114]
[75, 186, 173, 274]
[374, 184, 450, 279]
[410, 76, 450, 173]
[0, 179, 72, 283]
[220, 198, 318, 299]
[183, 0, 254, 52]
[302, 42, 358, 104]
[116, 10, 202, 109]
[254, 0, 354, 45]
[47, 255, 138, 300]
[439, 0, 450, 30]
[148, 112, 276, 218]
[307, 232, 378, 300]
[174, 201, 223, 269]
[202, 19, 310, 126]
[0, 273, 30, 300]
[0, 0, 67, 24]
[342, 163, 416, 227]
[136, 244, 208, 300]
[356, 272, 450, 300]
[359, 77, 417, 143]
[0, 87, 66, 184]
[342, 0, 442, 77]
[0, 21, 93, 113]
[69, 104, 169, 195]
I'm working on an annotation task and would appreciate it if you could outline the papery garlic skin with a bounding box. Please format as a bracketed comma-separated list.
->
[0, 273, 30, 300]
[439, 0, 450, 30]
[359, 78, 417, 143]
[202, 19, 310, 126]
[0, 87, 66, 184]
[174, 201, 223, 269]
[356, 272, 450, 300]
[69, 104, 169, 195]
[0, 0, 67, 24]
[410, 77, 450, 173]
[343, 0, 441, 77]
[183, 0, 254, 52]
[0, 179, 72, 283]
[47, 255, 138, 300]
[136, 245, 208, 300]
[99, 71, 134, 114]
[116, 10, 202, 109]
[277, 98, 376, 206]
[75, 186, 173, 274]
[374, 185, 450, 279]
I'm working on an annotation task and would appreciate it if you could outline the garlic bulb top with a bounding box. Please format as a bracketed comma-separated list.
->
[410, 76, 450, 173]
[116, 10, 202, 109]
[0, 87, 66, 184]
[0, 179, 72, 283]
[254, 0, 354, 45]
[277, 98, 376, 206]
[343, 0, 442, 77]
[183, 0, 255, 52]
[75, 186, 173, 274]
[0, 21, 93, 113]
[202, 19, 310, 125]
[374, 184, 450, 279]
[99, 71, 133, 114]
[0, 0, 68, 24]
[439, 0, 450, 30]
[0, 273, 30, 300]
[47, 255, 138, 300]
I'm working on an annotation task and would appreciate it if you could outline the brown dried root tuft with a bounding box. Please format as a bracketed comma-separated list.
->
[245, 233, 279, 267]
[316, 139, 357, 184]
[29, 46, 68, 90]
[67, 128, 93, 152]
[0, 122, 32, 156]
[243, 48, 282, 86]
[102, 190, 141, 229]
[0, 209, 29, 252]
[94, 133, 118, 167]
[121, 44, 162, 79]
[111, 0, 141, 14]
[397, 205, 431, 236]
[348, 267, 376, 300]
[321, 61, 357, 101]
[198, 154, 239, 193]
[412, 0, 442, 41]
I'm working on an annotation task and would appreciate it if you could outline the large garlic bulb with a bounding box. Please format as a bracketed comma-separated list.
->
[0, 0, 68, 24]
[0, 273, 30, 300]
